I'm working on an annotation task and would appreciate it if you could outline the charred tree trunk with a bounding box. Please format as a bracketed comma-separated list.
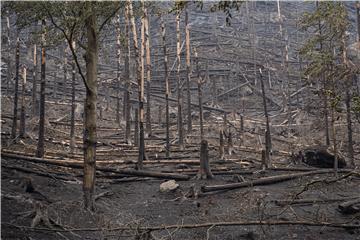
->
[11, 34, 20, 139]
[176, 10, 184, 149]
[36, 21, 46, 158]
[197, 140, 213, 179]
[194, 48, 204, 140]
[345, 89, 354, 167]
[219, 130, 225, 160]
[116, 14, 122, 125]
[83, 6, 98, 211]
[145, 9, 152, 136]
[70, 42, 76, 154]
[161, 17, 170, 158]
[185, 8, 192, 133]
[128, 0, 145, 169]
[19, 67, 26, 138]
[63, 44, 68, 101]
[134, 109, 139, 147]
[124, 5, 131, 144]
[5, 13, 11, 96]
[259, 68, 272, 167]
[32, 43, 38, 117]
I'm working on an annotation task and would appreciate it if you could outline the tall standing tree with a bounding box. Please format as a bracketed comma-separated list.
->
[185, 7, 192, 133]
[145, 6, 152, 136]
[176, 9, 184, 149]
[128, 0, 145, 169]
[36, 19, 46, 158]
[11, 32, 20, 139]
[19, 66, 26, 138]
[161, 16, 171, 158]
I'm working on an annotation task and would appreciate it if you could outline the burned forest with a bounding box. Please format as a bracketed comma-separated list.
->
[1, 1, 360, 239]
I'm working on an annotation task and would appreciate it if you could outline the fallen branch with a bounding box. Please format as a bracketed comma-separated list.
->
[3, 219, 360, 233]
[1, 153, 190, 180]
[201, 169, 355, 193]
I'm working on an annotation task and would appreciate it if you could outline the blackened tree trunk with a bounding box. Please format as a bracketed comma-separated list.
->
[134, 108, 139, 147]
[259, 68, 272, 167]
[345, 89, 354, 167]
[83, 6, 98, 210]
[194, 48, 204, 140]
[185, 8, 192, 133]
[145, 8, 152, 136]
[32, 43, 38, 117]
[161, 17, 170, 158]
[128, 0, 145, 169]
[70, 41, 76, 154]
[115, 14, 121, 125]
[36, 20, 46, 158]
[63, 43, 68, 101]
[6, 13, 11, 96]
[19, 67, 26, 138]
[197, 140, 213, 179]
[11, 34, 20, 139]
[176, 10, 184, 149]
[124, 4, 131, 143]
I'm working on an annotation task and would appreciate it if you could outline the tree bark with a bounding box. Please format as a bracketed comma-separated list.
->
[219, 130, 225, 160]
[83, 6, 98, 211]
[197, 140, 213, 179]
[70, 41, 76, 154]
[116, 14, 121, 125]
[11, 34, 20, 139]
[19, 67, 26, 138]
[124, 4, 131, 144]
[128, 0, 145, 169]
[176, 10, 184, 149]
[194, 48, 204, 140]
[185, 8, 192, 133]
[134, 108, 139, 147]
[144, 8, 152, 136]
[32, 43, 38, 117]
[5, 13, 12, 96]
[259, 68, 272, 167]
[36, 21, 46, 158]
[161, 17, 170, 158]
[63, 43, 68, 101]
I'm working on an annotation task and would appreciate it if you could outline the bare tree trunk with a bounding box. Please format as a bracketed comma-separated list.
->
[185, 8, 192, 133]
[115, 14, 122, 125]
[36, 21, 46, 158]
[83, 6, 98, 211]
[19, 67, 26, 138]
[219, 130, 225, 160]
[128, 0, 145, 169]
[63, 43, 68, 101]
[5, 12, 12, 96]
[176, 10, 184, 149]
[70, 41, 76, 154]
[259, 68, 272, 167]
[197, 140, 213, 179]
[134, 109, 139, 147]
[32, 43, 38, 117]
[53, 72, 57, 99]
[194, 48, 204, 140]
[144, 8, 152, 136]
[161, 17, 170, 158]
[11, 33, 20, 139]
[124, 4, 131, 144]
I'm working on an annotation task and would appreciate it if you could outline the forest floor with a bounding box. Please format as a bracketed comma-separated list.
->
[1, 96, 360, 240]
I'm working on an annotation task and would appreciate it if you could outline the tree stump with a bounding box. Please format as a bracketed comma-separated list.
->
[197, 140, 213, 179]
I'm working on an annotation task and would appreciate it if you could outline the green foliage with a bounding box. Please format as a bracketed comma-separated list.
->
[352, 95, 360, 113]
[210, 0, 243, 26]
[299, 2, 349, 82]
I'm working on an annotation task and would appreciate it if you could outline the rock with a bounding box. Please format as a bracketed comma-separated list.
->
[159, 180, 179, 193]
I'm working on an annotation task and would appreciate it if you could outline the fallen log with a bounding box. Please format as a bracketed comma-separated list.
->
[273, 196, 360, 206]
[1, 153, 190, 181]
[201, 169, 354, 192]
[338, 198, 360, 214]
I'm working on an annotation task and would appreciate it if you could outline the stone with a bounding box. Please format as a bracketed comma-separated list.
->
[159, 180, 179, 193]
